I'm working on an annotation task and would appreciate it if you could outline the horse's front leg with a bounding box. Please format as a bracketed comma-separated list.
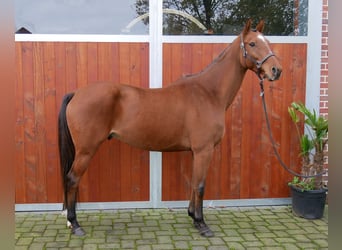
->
[188, 147, 215, 237]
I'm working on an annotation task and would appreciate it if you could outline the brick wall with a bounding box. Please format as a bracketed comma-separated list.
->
[320, 0, 328, 118]
[321, 0, 328, 185]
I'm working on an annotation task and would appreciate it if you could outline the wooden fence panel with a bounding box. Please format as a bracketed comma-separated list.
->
[161, 43, 306, 201]
[15, 42, 150, 203]
[15, 41, 307, 204]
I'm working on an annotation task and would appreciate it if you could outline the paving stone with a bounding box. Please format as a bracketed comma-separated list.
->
[226, 242, 245, 250]
[43, 229, 58, 237]
[98, 242, 121, 249]
[296, 242, 323, 249]
[259, 237, 278, 246]
[313, 239, 329, 248]
[32, 236, 55, 243]
[190, 239, 211, 246]
[151, 243, 174, 249]
[174, 240, 189, 249]
[255, 232, 277, 238]
[209, 237, 226, 245]
[45, 241, 69, 248]
[136, 245, 152, 250]
[121, 240, 135, 249]
[155, 230, 174, 236]
[82, 243, 98, 250]
[275, 237, 297, 243]
[156, 235, 172, 244]
[241, 240, 264, 248]
[84, 237, 106, 244]
[262, 247, 284, 250]
[189, 246, 206, 250]
[207, 246, 229, 250]
[28, 242, 46, 250]
[15, 206, 328, 250]
[241, 233, 259, 241]
[280, 243, 302, 250]
[223, 236, 244, 242]
[136, 239, 158, 245]
[68, 238, 84, 247]
[91, 230, 107, 238]
[16, 237, 33, 246]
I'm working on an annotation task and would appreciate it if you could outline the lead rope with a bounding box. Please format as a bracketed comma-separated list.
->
[259, 78, 327, 178]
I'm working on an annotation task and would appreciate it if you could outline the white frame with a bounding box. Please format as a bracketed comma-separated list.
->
[15, 0, 322, 211]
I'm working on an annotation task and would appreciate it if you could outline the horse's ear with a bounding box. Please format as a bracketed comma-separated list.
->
[256, 20, 265, 33]
[243, 19, 252, 36]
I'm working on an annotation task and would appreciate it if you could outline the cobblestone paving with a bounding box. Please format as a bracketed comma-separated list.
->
[15, 206, 328, 249]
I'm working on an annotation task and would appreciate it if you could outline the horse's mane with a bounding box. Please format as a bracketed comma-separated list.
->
[181, 42, 233, 80]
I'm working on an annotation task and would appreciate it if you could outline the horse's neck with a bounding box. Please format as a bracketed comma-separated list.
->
[198, 39, 247, 110]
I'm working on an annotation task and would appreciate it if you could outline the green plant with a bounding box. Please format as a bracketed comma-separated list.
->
[287, 102, 328, 190]
[288, 176, 315, 191]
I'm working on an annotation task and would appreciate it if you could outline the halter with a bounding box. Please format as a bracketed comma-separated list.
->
[240, 33, 275, 80]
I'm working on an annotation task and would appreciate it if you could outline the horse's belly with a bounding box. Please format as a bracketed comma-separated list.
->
[109, 128, 190, 152]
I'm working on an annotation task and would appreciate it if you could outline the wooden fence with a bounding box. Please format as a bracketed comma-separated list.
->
[15, 41, 306, 204]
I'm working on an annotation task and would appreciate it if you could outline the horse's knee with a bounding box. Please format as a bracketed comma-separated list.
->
[198, 182, 205, 198]
[66, 171, 80, 190]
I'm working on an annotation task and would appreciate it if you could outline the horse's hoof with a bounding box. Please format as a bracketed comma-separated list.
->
[72, 227, 86, 236]
[200, 228, 214, 237]
[194, 221, 214, 237]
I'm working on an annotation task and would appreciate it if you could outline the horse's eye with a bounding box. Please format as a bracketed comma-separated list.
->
[249, 42, 256, 47]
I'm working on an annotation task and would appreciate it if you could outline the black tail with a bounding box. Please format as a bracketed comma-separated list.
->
[58, 93, 75, 210]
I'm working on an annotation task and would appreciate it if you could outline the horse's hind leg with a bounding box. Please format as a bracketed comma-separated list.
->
[65, 152, 93, 236]
[188, 147, 215, 237]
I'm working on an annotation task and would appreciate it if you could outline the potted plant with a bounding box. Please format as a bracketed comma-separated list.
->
[287, 102, 328, 219]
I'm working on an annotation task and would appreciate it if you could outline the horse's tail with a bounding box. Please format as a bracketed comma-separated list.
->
[58, 92, 75, 210]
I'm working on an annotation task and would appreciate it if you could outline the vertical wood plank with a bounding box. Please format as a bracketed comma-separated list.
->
[54, 42, 66, 202]
[87, 43, 98, 83]
[129, 43, 141, 87]
[76, 43, 88, 88]
[229, 91, 242, 199]
[15, 43, 26, 203]
[239, 72, 253, 198]
[65, 43, 77, 92]
[140, 43, 149, 89]
[21, 42, 38, 202]
[98, 43, 112, 81]
[33, 43, 48, 201]
[111, 43, 121, 84]
[43, 42, 59, 202]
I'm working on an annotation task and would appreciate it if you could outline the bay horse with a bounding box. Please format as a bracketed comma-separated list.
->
[58, 19, 282, 237]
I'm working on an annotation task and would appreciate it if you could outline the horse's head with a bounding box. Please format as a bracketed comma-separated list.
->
[239, 19, 282, 81]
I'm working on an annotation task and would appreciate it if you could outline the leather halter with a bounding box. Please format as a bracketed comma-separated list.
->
[240, 33, 275, 79]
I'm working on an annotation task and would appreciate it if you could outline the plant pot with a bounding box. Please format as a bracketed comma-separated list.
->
[289, 185, 327, 219]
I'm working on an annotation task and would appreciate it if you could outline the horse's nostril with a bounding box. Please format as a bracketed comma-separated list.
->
[271, 66, 281, 79]
[272, 67, 277, 74]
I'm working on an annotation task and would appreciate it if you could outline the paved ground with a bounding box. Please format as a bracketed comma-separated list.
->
[15, 205, 328, 250]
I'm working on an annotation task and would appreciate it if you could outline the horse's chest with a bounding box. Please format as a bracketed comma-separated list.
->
[190, 113, 225, 145]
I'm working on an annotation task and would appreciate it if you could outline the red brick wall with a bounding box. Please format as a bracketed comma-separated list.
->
[321, 0, 328, 184]
[320, 0, 328, 118]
